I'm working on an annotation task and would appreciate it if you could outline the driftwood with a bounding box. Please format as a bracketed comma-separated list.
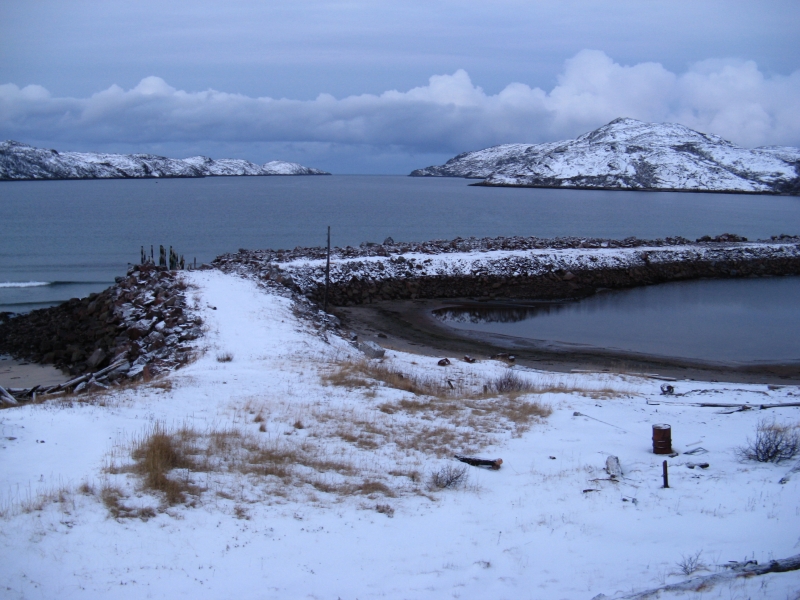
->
[0, 357, 131, 406]
[592, 553, 800, 600]
[647, 399, 800, 410]
[454, 455, 503, 470]
[0, 385, 19, 406]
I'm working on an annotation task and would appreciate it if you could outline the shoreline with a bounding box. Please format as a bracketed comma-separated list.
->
[334, 298, 800, 384]
[0, 354, 68, 389]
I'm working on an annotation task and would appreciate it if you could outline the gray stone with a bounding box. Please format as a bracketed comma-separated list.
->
[357, 341, 385, 359]
[86, 348, 106, 369]
[145, 331, 165, 347]
[180, 327, 202, 341]
[133, 317, 155, 333]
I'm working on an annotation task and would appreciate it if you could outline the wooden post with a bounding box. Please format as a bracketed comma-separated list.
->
[662, 460, 669, 488]
[324, 225, 331, 311]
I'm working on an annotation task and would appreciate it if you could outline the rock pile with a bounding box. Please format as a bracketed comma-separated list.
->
[0, 264, 201, 387]
[213, 235, 705, 266]
[212, 234, 800, 307]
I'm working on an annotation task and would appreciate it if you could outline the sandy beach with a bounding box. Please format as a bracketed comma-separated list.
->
[0, 354, 67, 389]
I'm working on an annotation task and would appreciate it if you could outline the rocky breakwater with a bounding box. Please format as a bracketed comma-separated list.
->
[0, 264, 201, 397]
[211, 234, 800, 306]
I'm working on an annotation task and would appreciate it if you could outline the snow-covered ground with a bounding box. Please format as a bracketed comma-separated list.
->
[1, 270, 799, 599]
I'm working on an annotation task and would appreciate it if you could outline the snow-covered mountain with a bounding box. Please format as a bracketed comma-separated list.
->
[0, 141, 330, 180]
[410, 118, 800, 194]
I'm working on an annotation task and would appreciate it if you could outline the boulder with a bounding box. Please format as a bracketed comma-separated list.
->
[357, 341, 385, 359]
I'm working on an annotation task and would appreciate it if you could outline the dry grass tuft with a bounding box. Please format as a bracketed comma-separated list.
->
[216, 351, 234, 363]
[108, 421, 377, 512]
[429, 464, 468, 490]
[489, 370, 537, 394]
[322, 359, 465, 398]
[148, 379, 175, 393]
[130, 424, 201, 505]
[101, 483, 156, 520]
[357, 480, 396, 497]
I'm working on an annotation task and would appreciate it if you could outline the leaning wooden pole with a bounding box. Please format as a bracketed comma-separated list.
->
[324, 226, 331, 311]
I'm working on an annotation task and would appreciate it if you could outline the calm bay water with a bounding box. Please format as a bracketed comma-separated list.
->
[2, 175, 800, 313]
[433, 277, 800, 364]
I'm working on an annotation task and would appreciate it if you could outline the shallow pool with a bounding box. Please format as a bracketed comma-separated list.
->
[432, 276, 800, 365]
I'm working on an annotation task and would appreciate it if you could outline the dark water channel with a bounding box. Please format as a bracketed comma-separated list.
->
[432, 276, 800, 365]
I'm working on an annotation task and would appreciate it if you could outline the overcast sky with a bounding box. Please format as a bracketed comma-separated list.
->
[1, 0, 799, 173]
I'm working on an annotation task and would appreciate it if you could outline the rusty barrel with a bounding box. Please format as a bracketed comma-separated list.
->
[652, 424, 673, 454]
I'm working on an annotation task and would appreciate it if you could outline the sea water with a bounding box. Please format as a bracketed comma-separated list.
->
[2, 175, 800, 313]
[433, 277, 800, 364]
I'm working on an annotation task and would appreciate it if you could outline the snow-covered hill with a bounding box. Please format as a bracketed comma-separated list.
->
[0, 141, 330, 180]
[410, 118, 800, 194]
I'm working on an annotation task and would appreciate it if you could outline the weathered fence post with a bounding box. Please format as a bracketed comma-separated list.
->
[662, 460, 669, 488]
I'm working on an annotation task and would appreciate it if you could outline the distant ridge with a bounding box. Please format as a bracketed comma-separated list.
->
[410, 118, 800, 194]
[0, 140, 330, 180]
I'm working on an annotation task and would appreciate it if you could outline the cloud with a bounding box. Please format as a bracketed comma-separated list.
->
[2, 50, 799, 156]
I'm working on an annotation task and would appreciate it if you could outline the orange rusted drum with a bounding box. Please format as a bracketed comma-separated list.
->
[652, 424, 673, 454]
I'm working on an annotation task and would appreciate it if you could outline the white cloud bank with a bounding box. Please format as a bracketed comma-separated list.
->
[2, 50, 799, 155]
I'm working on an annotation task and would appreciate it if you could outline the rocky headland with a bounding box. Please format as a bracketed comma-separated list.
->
[410, 118, 800, 194]
[0, 140, 330, 180]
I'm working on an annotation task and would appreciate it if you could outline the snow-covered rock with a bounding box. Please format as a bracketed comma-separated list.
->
[410, 118, 800, 194]
[0, 140, 330, 180]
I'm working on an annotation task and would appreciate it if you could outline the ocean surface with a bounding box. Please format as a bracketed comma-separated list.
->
[2, 175, 800, 314]
[433, 277, 800, 365]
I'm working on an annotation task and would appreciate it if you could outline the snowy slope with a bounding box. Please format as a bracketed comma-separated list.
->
[0, 141, 330, 180]
[410, 118, 800, 194]
[1, 269, 799, 599]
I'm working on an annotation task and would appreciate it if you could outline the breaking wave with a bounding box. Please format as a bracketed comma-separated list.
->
[0, 281, 51, 288]
[0, 281, 106, 289]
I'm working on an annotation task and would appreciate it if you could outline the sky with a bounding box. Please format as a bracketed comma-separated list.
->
[1, 0, 799, 173]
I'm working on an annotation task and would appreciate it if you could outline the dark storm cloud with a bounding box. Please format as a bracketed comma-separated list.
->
[2, 51, 799, 158]
[1, 1, 798, 171]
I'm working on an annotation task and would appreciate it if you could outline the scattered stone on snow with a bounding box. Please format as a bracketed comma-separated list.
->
[605, 455, 622, 479]
[357, 341, 385, 359]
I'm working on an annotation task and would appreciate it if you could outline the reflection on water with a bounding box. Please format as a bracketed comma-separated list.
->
[434, 303, 569, 324]
[432, 277, 800, 364]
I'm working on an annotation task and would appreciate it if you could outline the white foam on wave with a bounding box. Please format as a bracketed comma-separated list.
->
[0, 281, 51, 288]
